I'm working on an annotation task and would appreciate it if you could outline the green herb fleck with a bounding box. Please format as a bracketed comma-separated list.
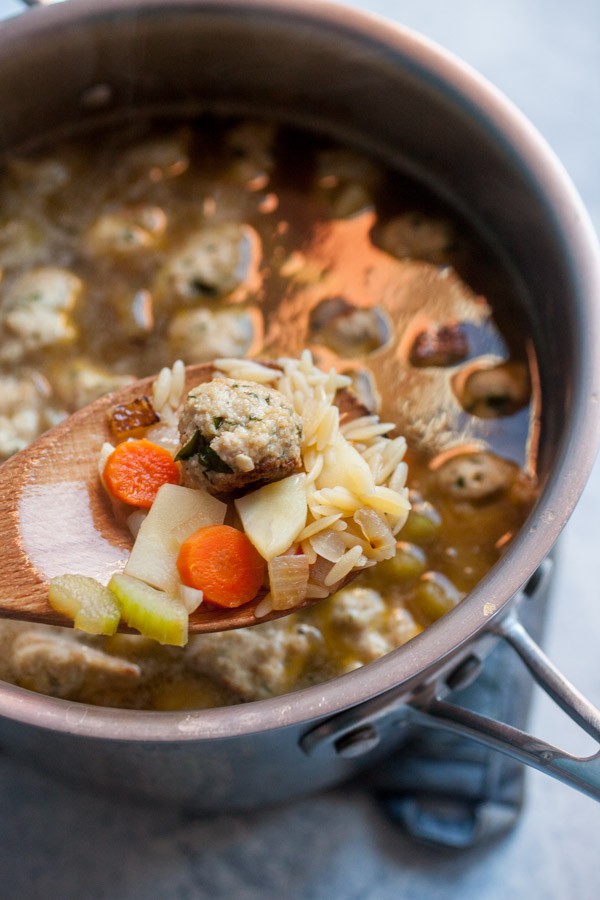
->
[196, 435, 233, 474]
[174, 429, 200, 461]
[213, 416, 224, 430]
[174, 428, 233, 474]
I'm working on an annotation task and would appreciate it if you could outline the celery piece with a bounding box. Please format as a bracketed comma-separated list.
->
[49, 574, 122, 636]
[108, 573, 188, 647]
[414, 573, 462, 622]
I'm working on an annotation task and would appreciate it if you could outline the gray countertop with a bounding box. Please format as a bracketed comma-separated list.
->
[1, 1, 600, 897]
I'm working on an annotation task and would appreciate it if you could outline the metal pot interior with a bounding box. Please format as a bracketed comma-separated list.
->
[0, 0, 599, 737]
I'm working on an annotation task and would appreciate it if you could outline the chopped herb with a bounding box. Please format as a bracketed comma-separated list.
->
[213, 416, 224, 430]
[175, 428, 233, 474]
[175, 429, 200, 461]
[196, 434, 233, 474]
[247, 415, 262, 422]
[265, 395, 271, 405]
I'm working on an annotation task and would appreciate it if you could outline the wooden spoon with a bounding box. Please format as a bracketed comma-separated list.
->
[0, 363, 366, 634]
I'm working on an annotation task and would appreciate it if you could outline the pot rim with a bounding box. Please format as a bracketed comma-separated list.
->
[1, 0, 600, 743]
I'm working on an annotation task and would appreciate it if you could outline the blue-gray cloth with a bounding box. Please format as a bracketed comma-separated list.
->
[361, 586, 548, 849]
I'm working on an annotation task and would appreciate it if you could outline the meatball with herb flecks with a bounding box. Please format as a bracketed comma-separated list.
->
[177, 377, 303, 494]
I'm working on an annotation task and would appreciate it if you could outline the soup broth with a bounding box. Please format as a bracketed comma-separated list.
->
[0, 117, 538, 709]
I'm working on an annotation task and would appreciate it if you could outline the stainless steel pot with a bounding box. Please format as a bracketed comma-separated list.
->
[1, 0, 600, 811]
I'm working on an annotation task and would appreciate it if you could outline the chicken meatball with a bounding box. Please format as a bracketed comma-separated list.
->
[0, 267, 81, 362]
[434, 451, 517, 502]
[156, 222, 259, 302]
[177, 377, 303, 493]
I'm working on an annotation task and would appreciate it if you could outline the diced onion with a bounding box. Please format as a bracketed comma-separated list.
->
[254, 592, 274, 618]
[98, 441, 115, 480]
[308, 554, 336, 588]
[127, 509, 148, 538]
[178, 583, 204, 613]
[268, 554, 309, 610]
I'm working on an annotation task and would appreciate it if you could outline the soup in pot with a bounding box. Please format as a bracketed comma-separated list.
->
[0, 117, 538, 709]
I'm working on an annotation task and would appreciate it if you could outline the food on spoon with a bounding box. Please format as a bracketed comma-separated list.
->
[176, 376, 303, 493]
[103, 438, 180, 508]
[108, 573, 189, 647]
[50, 353, 411, 645]
[123, 482, 227, 592]
[176, 524, 266, 607]
[235, 472, 308, 560]
[108, 396, 160, 440]
[48, 575, 121, 636]
[268, 554, 311, 611]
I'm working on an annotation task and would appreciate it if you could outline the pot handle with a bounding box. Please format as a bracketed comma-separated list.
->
[301, 563, 600, 801]
[408, 608, 600, 799]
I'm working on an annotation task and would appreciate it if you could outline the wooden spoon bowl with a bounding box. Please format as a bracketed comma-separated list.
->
[0, 363, 367, 633]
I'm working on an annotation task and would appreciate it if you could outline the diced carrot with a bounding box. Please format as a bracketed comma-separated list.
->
[103, 438, 179, 508]
[177, 524, 266, 608]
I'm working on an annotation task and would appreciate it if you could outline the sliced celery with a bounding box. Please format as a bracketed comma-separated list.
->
[108, 573, 188, 647]
[48, 574, 122, 636]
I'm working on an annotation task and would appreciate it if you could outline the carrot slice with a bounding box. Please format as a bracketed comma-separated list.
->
[103, 439, 179, 508]
[177, 524, 266, 608]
